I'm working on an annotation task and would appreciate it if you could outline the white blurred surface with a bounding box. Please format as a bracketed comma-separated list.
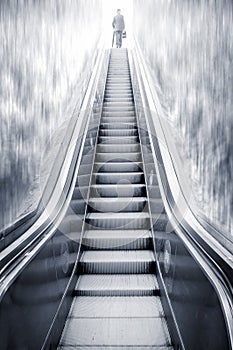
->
[0, 0, 103, 229]
[133, 0, 233, 240]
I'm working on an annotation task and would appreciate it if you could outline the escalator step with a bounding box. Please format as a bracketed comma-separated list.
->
[107, 76, 131, 80]
[102, 110, 135, 117]
[99, 129, 138, 137]
[79, 250, 155, 274]
[104, 99, 133, 103]
[98, 136, 139, 144]
[92, 172, 144, 184]
[104, 90, 134, 94]
[90, 184, 146, 197]
[103, 116, 136, 125]
[97, 144, 140, 154]
[106, 82, 132, 86]
[107, 73, 130, 76]
[59, 346, 173, 350]
[88, 197, 147, 212]
[104, 92, 133, 98]
[75, 274, 159, 296]
[95, 152, 141, 162]
[100, 122, 137, 129]
[102, 103, 134, 108]
[101, 116, 136, 123]
[59, 317, 171, 347]
[82, 229, 151, 250]
[69, 296, 163, 317]
[105, 91, 132, 94]
[94, 161, 143, 172]
[85, 211, 150, 229]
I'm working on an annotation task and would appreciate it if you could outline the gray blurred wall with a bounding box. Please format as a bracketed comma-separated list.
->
[0, 0, 103, 229]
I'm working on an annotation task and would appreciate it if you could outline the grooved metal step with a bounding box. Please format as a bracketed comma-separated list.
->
[106, 86, 132, 91]
[100, 122, 137, 129]
[104, 97, 134, 103]
[69, 296, 163, 317]
[82, 229, 151, 250]
[98, 136, 139, 144]
[99, 129, 138, 137]
[95, 152, 141, 163]
[75, 274, 159, 296]
[103, 100, 134, 105]
[105, 89, 133, 94]
[92, 172, 144, 184]
[104, 95, 133, 100]
[105, 92, 133, 98]
[103, 101, 134, 106]
[101, 116, 136, 123]
[59, 317, 171, 347]
[58, 345, 173, 350]
[106, 82, 132, 86]
[102, 110, 136, 117]
[94, 161, 143, 172]
[90, 184, 146, 197]
[85, 212, 150, 229]
[107, 76, 131, 79]
[108, 72, 130, 75]
[79, 250, 155, 274]
[108, 68, 130, 70]
[88, 197, 147, 212]
[97, 144, 140, 153]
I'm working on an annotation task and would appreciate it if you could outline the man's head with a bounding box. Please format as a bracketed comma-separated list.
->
[117, 9, 121, 15]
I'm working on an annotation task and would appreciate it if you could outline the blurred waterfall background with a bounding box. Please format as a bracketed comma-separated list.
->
[0, 0, 232, 248]
[0, 0, 103, 230]
[133, 0, 233, 243]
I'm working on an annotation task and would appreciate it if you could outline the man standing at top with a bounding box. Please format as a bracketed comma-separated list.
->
[112, 9, 125, 48]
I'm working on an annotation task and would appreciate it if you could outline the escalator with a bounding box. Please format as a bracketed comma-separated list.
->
[58, 48, 172, 348]
[0, 46, 232, 350]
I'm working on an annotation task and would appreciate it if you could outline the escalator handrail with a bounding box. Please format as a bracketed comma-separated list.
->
[129, 38, 233, 348]
[0, 40, 107, 297]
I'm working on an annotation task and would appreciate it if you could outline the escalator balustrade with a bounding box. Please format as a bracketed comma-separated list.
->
[58, 49, 172, 349]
